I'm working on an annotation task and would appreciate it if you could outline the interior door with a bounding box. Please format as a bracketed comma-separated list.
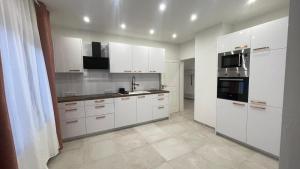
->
[162, 61, 180, 113]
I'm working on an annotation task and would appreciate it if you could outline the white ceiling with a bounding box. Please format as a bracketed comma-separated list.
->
[41, 0, 289, 44]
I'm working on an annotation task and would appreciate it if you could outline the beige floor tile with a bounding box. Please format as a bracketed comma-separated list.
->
[82, 154, 128, 169]
[85, 139, 121, 162]
[240, 153, 279, 169]
[48, 149, 84, 169]
[156, 162, 174, 169]
[152, 138, 193, 161]
[159, 123, 187, 136]
[122, 145, 165, 169]
[114, 132, 148, 152]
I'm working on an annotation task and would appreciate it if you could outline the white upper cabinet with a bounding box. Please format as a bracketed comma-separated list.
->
[216, 99, 248, 142]
[247, 105, 282, 156]
[251, 17, 289, 52]
[149, 47, 165, 73]
[132, 45, 149, 73]
[109, 43, 165, 73]
[53, 36, 83, 73]
[109, 42, 132, 73]
[249, 49, 287, 108]
[218, 28, 251, 53]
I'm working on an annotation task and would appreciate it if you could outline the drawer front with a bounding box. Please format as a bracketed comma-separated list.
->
[152, 94, 169, 106]
[60, 106, 85, 120]
[85, 103, 114, 117]
[84, 98, 113, 106]
[86, 114, 114, 134]
[153, 105, 169, 120]
[58, 101, 84, 110]
[61, 118, 86, 139]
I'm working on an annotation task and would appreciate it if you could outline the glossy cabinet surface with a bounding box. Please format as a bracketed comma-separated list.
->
[218, 28, 251, 53]
[114, 96, 137, 128]
[53, 36, 83, 73]
[136, 95, 153, 123]
[216, 99, 247, 142]
[149, 47, 165, 73]
[109, 42, 132, 73]
[132, 45, 149, 73]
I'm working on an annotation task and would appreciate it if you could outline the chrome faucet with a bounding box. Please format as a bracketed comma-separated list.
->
[131, 76, 140, 92]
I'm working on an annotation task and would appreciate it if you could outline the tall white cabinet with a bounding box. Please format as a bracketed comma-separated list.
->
[216, 17, 288, 157]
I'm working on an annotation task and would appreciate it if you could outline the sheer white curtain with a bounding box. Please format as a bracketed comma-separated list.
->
[0, 0, 59, 169]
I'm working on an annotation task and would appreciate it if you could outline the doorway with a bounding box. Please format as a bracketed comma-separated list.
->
[182, 58, 195, 117]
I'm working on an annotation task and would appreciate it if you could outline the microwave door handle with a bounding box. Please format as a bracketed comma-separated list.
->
[219, 78, 244, 81]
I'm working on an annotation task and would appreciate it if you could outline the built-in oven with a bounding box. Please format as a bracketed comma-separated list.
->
[218, 48, 250, 77]
[217, 77, 249, 102]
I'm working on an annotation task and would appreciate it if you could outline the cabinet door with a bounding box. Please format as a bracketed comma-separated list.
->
[53, 37, 83, 73]
[249, 49, 286, 108]
[218, 29, 251, 53]
[109, 42, 132, 73]
[132, 46, 149, 73]
[251, 17, 288, 51]
[149, 47, 165, 73]
[247, 105, 282, 156]
[136, 95, 153, 123]
[61, 118, 86, 139]
[114, 97, 137, 128]
[216, 99, 247, 142]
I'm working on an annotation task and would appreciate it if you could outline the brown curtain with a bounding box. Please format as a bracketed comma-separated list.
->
[0, 54, 19, 169]
[35, 1, 63, 149]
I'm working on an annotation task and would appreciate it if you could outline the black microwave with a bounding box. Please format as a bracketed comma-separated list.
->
[217, 77, 249, 102]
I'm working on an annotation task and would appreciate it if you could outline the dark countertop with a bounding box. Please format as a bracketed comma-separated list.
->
[57, 90, 170, 103]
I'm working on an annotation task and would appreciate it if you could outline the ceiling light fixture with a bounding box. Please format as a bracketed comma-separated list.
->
[149, 29, 155, 35]
[120, 23, 126, 29]
[190, 14, 198, 22]
[83, 16, 90, 23]
[172, 33, 177, 39]
[159, 3, 166, 12]
[247, 0, 257, 5]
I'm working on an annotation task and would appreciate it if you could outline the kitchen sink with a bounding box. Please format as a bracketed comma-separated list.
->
[129, 91, 151, 95]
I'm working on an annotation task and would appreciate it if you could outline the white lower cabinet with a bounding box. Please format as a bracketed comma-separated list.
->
[61, 118, 86, 139]
[152, 94, 169, 120]
[137, 95, 153, 123]
[216, 99, 248, 142]
[247, 105, 282, 156]
[86, 114, 114, 134]
[114, 96, 137, 128]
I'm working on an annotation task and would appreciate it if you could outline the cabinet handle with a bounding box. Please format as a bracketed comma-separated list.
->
[124, 70, 132, 73]
[66, 120, 78, 124]
[158, 98, 164, 101]
[235, 45, 248, 50]
[69, 69, 80, 72]
[121, 97, 130, 100]
[95, 105, 105, 109]
[138, 71, 142, 73]
[96, 116, 106, 119]
[65, 102, 77, 106]
[250, 105, 266, 110]
[251, 100, 267, 106]
[253, 47, 270, 51]
[95, 100, 105, 103]
[158, 94, 164, 96]
[158, 106, 165, 109]
[232, 102, 245, 106]
[138, 96, 146, 99]
[65, 108, 77, 112]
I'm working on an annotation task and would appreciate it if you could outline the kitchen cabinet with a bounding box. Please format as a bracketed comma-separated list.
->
[251, 17, 288, 52]
[86, 114, 114, 134]
[247, 105, 282, 156]
[132, 45, 149, 73]
[216, 99, 248, 142]
[109, 42, 132, 73]
[249, 49, 287, 108]
[114, 96, 137, 128]
[53, 36, 83, 73]
[61, 118, 86, 139]
[149, 47, 165, 73]
[136, 95, 153, 123]
[152, 94, 169, 120]
[218, 28, 251, 53]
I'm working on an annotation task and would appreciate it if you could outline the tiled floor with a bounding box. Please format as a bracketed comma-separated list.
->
[48, 99, 278, 169]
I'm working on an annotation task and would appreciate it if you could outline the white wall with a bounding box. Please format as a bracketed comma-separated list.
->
[179, 40, 195, 60]
[279, 1, 300, 169]
[194, 23, 232, 127]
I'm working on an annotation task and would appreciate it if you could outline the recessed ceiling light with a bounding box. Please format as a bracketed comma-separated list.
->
[149, 29, 155, 35]
[247, 0, 256, 5]
[190, 14, 198, 22]
[83, 16, 90, 23]
[172, 33, 177, 39]
[159, 3, 166, 12]
[120, 23, 126, 29]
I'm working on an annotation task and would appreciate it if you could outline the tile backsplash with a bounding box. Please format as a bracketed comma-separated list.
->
[55, 70, 160, 97]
